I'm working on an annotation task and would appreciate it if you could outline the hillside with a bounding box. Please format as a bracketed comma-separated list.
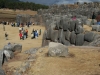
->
[0, 9, 37, 22]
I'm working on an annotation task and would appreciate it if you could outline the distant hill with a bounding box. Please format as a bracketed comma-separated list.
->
[0, 0, 48, 11]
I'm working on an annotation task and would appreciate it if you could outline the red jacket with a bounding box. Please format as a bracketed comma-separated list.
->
[19, 33, 22, 37]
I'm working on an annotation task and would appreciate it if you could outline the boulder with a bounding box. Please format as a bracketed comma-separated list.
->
[69, 20, 76, 31]
[0, 69, 6, 75]
[3, 43, 22, 52]
[55, 20, 60, 30]
[96, 25, 100, 32]
[93, 34, 100, 40]
[63, 40, 71, 46]
[63, 21, 70, 31]
[91, 25, 100, 32]
[42, 30, 47, 47]
[75, 33, 84, 46]
[59, 19, 63, 29]
[76, 18, 83, 27]
[58, 29, 63, 43]
[12, 44, 22, 52]
[48, 42, 68, 57]
[91, 25, 97, 31]
[42, 30, 47, 41]
[24, 47, 40, 54]
[64, 30, 71, 41]
[3, 50, 14, 59]
[75, 25, 84, 34]
[46, 28, 51, 40]
[86, 20, 92, 26]
[70, 31, 76, 44]
[3, 44, 13, 51]
[84, 32, 95, 42]
[51, 30, 58, 42]
[83, 41, 90, 46]
[0, 50, 3, 68]
[42, 39, 51, 47]
[58, 29, 65, 44]
[89, 38, 100, 46]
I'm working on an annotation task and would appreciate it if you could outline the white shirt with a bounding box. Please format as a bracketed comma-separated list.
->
[37, 30, 38, 33]
[19, 27, 22, 30]
[31, 34, 33, 37]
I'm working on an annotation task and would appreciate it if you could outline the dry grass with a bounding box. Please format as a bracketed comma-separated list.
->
[29, 46, 100, 75]
[0, 9, 37, 21]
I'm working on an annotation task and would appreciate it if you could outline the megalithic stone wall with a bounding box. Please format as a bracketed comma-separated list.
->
[38, 2, 100, 18]
[41, 15, 100, 47]
[36, 2, 100, 47]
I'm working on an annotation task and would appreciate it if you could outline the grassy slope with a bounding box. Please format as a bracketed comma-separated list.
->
[0, 9, 37, 21]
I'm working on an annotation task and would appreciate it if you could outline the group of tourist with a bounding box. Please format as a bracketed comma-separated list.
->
[3, 21, 42, 40]
[19, 26, 28, 40]
[11, 22, 32, 27]
[1, 21, 9, 25]
[31, 29, 41, 39]
[18, 26, 41, 40]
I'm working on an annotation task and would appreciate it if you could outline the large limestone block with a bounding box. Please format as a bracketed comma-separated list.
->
[75, 33, 84, 46]
[48, 42, 68, 57]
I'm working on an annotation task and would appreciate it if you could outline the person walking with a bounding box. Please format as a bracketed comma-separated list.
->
[35, 30, 37, 39]
[22, 30, 24, 40]
[5, 32, 8, 40]
[92, 12, 96, 25]
[24, 30, 26, 39]
[33, 30, 35, 38]
[37, 29, 39, 37]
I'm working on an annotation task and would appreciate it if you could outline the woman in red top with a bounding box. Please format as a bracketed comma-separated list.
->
[19, 33, 22, 40]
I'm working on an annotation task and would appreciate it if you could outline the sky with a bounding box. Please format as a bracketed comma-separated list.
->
[20, 0, 100, 5]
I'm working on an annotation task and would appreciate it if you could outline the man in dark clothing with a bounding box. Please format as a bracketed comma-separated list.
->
[26, 29, 28, 38]
[92, 12, 96, 25]
[92, 12, 96, 19]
